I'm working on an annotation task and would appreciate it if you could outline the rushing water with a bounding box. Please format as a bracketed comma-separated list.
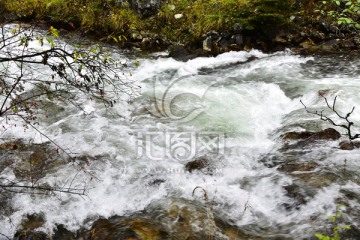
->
[1, 27, 360, 238]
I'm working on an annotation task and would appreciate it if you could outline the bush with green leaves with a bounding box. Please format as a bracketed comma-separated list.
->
[318, 0, 360, 29]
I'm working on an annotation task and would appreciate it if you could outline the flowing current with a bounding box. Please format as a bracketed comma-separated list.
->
[1, 31, 360, 239]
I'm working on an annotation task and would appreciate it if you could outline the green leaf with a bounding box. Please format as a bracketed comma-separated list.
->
[314, 233, 331, 240]
[46, 37, 55, 48]
[134, 60, 140, 67]
[49, 26, 59, 38]
[335, 1, 341, 6]
[339, 225, 351, 230]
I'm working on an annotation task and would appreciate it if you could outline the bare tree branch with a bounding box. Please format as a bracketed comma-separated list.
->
[300, 94, 360, 140]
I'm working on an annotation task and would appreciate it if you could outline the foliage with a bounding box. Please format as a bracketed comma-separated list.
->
[315, 205, 351, 240]
[0, 0, 141, 34]
[0, 0, 294, 45]
[0, 23, 135, 194]
[316, 0, 360, 29]
[155, 0, 251, 42]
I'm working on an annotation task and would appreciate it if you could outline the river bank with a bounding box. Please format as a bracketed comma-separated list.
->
[1, 0, 359, 58]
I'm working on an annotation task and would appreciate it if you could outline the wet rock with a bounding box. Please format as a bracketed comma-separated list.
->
[319, 39, 341, 52]
[168, 45, 210, 61]
[282, 128, 341, 141]
[278, 161, 319, 173]
[294, 171, 338, 188]
[318, 89, 331, 96]
[339, 140, 360, 150]
[282, 131, 313, 140]
[300, 40, 315, 49]
[52, 224, 89, 240]
[340, 140, 355, 150]
[148, 178, 166, 186]
[13, 143, 66, 181]
[0, 141, 67, 182]
[89, 198, 236, 240]
[20, 213, 45, 231]
[282, 183, 308, 210]
[90, 217, 154, 240]
[0, 141, 22, 151]
[185, 157, 209, 173]
[168, 45, 189, 61]
[14, 231, 49, 240]
[317, 128, 341, 140]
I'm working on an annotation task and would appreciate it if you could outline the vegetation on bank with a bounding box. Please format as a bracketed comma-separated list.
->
[0, 0, 359, 48]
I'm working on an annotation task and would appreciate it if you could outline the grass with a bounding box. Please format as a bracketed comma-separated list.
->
[0, 0, 294, 45]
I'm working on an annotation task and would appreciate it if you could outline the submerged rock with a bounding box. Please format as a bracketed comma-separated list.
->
[282, 183, 309, 210]
[20, 213, 46, 231]
[278, 161, 319, 173]
[12, 143, 66, 181]
[89, 198, 227, 240]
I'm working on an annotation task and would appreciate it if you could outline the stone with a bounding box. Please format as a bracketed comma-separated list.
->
[14, 231, 49, 240]
[354, 37, 360, 47]
[300, 40, 315, 49]
[273, 36, 287, 43]
[341, 40, 356, 49]
[282, 183, 308, 210]
[233, 34, 244, 45]
[340, 140, 354, 150]
[320, 22, 339, 34]
[319, 39, 341, 52]
[318, 89, 331, 96]
[318, 128, 341, 140]
[277, 161, 319, 173]
[185, 157, 209, 173]
[21, 213, 45, 230]
[282, 128, 341, 141]
[123, 0, 163, 18]
[294, 171, 338, 188]
[203, 36, 213, 52]
[339, 140, 360, 150]
[168, 45, 189, 61]
[233, 23, 243, 33]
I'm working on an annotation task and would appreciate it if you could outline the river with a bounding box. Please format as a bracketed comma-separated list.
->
[1, 26, 360, 239]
